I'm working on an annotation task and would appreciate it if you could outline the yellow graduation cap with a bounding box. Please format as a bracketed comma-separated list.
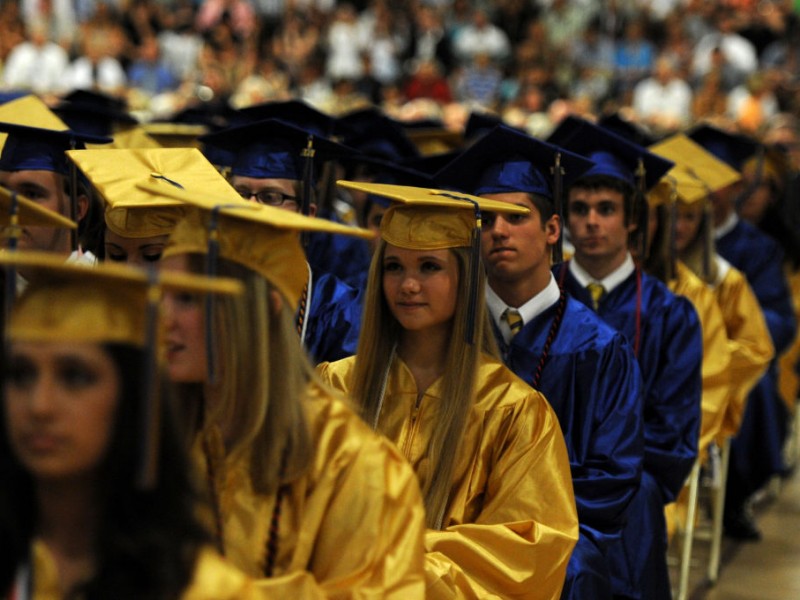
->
[335, 180, 529, 343]
[0, 95, 70, 155]
[0, 250, 242, 488]
[136, 178, 374, 307]
[335, 180, 528, 249]
[66, 148, 239, 239]
[741, 145, 791, 187]
[649, 134, 741, 201]
[1, 250, 241, 346]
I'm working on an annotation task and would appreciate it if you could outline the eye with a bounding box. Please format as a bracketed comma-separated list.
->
[421, 260, 442, 272]
[383, 260, 402, 272]
[142, 252, 163, 263]
[506, 213, 526, 225]
[569, 203, 588, 216]
[5, 356, 36, 389]
[58, 360, 99, 389]
[481, 213, 496, 228]
[175, 291, 202, 306]
[105, 253, 127, 262]
[598, 203, 617, 216]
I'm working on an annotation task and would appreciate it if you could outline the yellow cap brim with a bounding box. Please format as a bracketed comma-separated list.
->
[0, 186, 77, 228]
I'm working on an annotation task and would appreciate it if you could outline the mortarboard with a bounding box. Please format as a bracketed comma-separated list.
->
[0, 122, 110, 174]
[53, 89, 138, 138]
[137, 178, 373, 308]
[547, 116, 673, 190]
[140, 122, 208, 149]
[434, 125, 595, 262]
[334, 108, 421, 160]
[649, 134, 741, 201]
[686, 124, 758, 172]
[66, 147, 239, 239]
[400, 119, 464, 156]
[598, 113, 658, 147]
[464, 111, 504, 142]
[335, 180, 528, 343]
[0, 249, 242, 489]
[235, 99, 337, 137]
[199, 118, 355, 179]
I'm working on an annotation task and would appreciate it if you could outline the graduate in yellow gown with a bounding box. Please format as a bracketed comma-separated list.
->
[650, 135, 774, 443]
[0, 252, 256, 599]
[138, 177, 427, 598]
[317, 182, 579, 599]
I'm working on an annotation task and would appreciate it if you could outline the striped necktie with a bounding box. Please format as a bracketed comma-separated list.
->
[586, 282, 606, 311]
[502, 308, 523, 337]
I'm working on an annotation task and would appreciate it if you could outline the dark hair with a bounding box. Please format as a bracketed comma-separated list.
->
[0, 344, 209, 599]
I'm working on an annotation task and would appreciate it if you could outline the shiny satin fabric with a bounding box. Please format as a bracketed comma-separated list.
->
[713, 263, 774, 440]
[194, 386, 427, 598]
[555, 264, 702, 504]
[27, 541, 257, 599]
[318, 354, 579, 600]
[496, 293, 644, 599]
[669, 261, 732, 460]
[554, 263, 702, 600]
[303, 270, 363, 364]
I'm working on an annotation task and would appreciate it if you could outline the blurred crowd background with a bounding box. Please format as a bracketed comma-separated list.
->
[1, 0, 799, 140]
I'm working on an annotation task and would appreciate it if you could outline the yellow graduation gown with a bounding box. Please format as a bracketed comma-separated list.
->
[26, 541, 256, 599]
[669, 261, 732, 459]
[713, 258, 775, 440]
[778, 269, 800, 412]
[196, 385, 427, 599]
[318, 353, 579, 600]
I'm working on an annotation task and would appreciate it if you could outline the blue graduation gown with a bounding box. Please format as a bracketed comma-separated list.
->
[554, 263, 702, 600]
[301, 268, 362, 364]
[497, 294, 644, 600]
[305, 209, 372, 286]
[717, 220, 797, 504]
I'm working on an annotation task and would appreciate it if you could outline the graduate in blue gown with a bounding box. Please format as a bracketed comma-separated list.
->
[436, 124, 645, 600]
[689, 124, 797, 540]
[199, 117, 363, 363]
[548, 117, 703, 600]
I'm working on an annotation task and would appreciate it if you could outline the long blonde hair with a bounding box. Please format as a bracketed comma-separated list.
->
[677, 201, 718, 285]
[351, 240, 497, 528]
[176, 254, 313, 495]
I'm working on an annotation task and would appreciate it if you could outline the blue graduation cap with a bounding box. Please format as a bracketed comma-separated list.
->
[598, 113, 657, 147]
[235, 100, 337, 138]
[686, 123, 758, 172]
[53, 90, 138, 138]
[0, 121, 111, 175]
[435, 124, 595, 263]
[547, 116, 673, 191]
[464, 111, 505, 142]
[334, 108, 421, 160]
[199, 118, 356, 179]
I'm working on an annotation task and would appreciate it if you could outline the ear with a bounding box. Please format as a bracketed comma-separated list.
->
[544, 213, 561, 246]
[268, 290, 284, 316]
[307, 202, 317, 218]
[76, 193, 90, 222]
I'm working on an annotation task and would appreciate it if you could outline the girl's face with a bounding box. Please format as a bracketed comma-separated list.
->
[160, 254, 208, 384]
[674, 203, 704, 253]
[382, 245, 459, 334]
[4, 342, 119, 481]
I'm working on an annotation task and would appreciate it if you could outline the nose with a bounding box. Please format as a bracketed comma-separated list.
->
[488, 216, 509, 239]
[400, 274, 421, 294]
[28, 373, 57, 419]
[585, 208, 599, 227]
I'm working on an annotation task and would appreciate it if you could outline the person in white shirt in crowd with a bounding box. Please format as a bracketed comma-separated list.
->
[1, 20, 69, 94]
[632, 54, 693, 134]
